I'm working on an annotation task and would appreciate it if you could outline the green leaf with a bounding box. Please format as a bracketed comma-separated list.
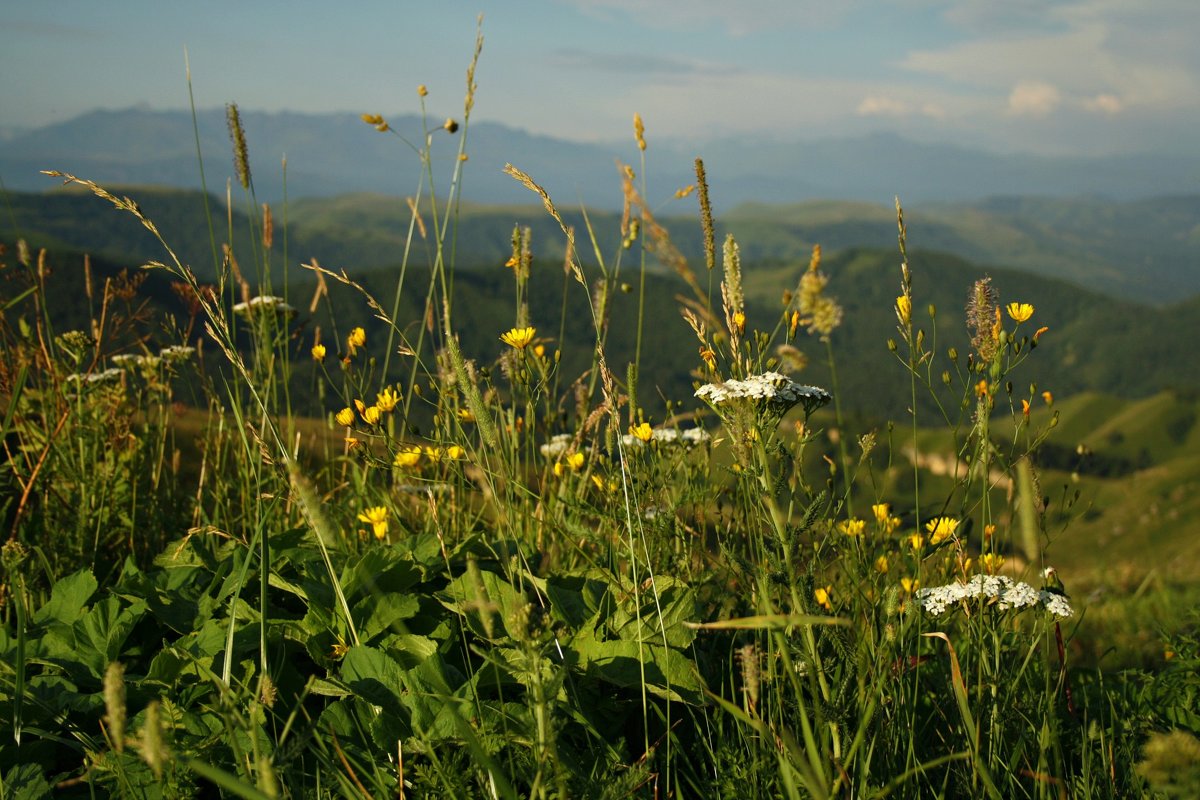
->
[1, 763, 52, 800]
[569, 628, 703, 704]
[32, 569, 97, 627]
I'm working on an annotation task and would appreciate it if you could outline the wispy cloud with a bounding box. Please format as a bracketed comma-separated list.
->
[550, 49, 734, 77]
[553, 0, 851, 36]
[1007, 81, 1061, 116]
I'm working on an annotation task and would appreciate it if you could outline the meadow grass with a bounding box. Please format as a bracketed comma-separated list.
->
[2, 28, 1199, 799]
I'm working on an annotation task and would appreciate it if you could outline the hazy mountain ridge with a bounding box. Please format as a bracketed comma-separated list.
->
[5, 107, 1200, 209]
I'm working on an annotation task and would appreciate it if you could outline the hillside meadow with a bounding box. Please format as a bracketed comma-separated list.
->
[3, 57, 1200, 799]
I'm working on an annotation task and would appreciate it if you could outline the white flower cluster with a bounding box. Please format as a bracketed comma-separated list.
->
[65, 368, 123, 387]
[915, 574, 1073, 618]
[695, 372, 831, 414]
[159, 345, 196, 363]
[233, 295, 295, 317]
[539, 433, 573, 458]
[111, 353, 160, 369]
[621, 427, 712, 449]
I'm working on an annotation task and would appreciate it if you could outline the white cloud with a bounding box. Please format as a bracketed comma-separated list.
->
[1084, 93, 1123, 114]
[1007, 81, 1062, 116]
[857, 95, 909, 117]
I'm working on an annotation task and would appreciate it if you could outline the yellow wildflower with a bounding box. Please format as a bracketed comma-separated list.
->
[1021, 399, 1031, 417]
[500, 326, 536, 350]
[732, 311, 746, 335]
[984, 523, 996, 541]
[445, 445, 465, 460]
[330, 637, 350, 659]
[423, 446, 443, 463]
[1006, 302, 1034, 323]
[1042, 390, 1054, 406]
[376, 386, 399, 413]
[630, 422, 653, 443]
[347, 326, 366, 352]
[393, 446, 422, 468]
[874, 555, 889, 574]
[335, 407, 355, 427]
[553, 461, 566, 478]
[311, 343, 327, 362]
[699, 347, 717, 372]
[417, 84, 428, 97]
[361, 405, 382, 425]
[896, 295, 912, 326]
[838, 518, 866, 537]
[814, 586, 832, 611]
[979, 553, 1006, 574]
[975, 379, 989, 398]
[566, 452, 585, 471]
[906, 533, 925, 551]
[900, 577, 919, 594]
[871, 503, 890, 525]
[458, 408, 476, 423]
[533, 344, 545, 359]
[925, 516, 959, 546]
[357, 506, 389, 540]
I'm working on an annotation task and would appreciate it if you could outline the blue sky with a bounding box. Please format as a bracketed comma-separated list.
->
[3, 0, 1198, 156]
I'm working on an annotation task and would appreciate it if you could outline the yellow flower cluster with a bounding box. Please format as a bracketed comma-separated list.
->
[357, 506, 389, 540]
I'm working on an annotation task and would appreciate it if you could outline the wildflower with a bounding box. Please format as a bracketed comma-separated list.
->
[1042, 390, 1054, 406]
[361, 405, 382, 425]
[357, 506, 389, 540]
[896, 295, 912, 326]
[394, 446, 422, 468]
[979, 553, 1005, 574]
[159, 345, 195, 363]
[900, 577, 919, 594]
[695, 371, 831, 417]
[814, 586, 833, 611]
[500, 326, 536, 350]
[375, 386, 399, 413]
[925, 516, 959, 546]
[1021, 398, 1031, 417]
[312, 343, 327, 362]
[871, 503, 890, 525]
[874, 555, 890, 574]
[1033, 326, 1049, 343]
[732, 310, 746, 335]
[347, 326, 366, 353]
[699, 347, 717, 372]
[1006, 302, 1034, 323]
[417, 84, 428, 97]
[630, 422, 653, 443]
[984, 524, 996, 541]
[566, 451, 585, 471]
[838, 518, 866, 537]
[330, 637, 350, 659]
[423, 446, 443, 463]
[914, 574, 1073, 618]
[906, 533, 925, 551]
[335, 408, 355, 427]
[540, 433, 572, 458]
[457, 408, 475, 423]
[975, 379, 988, 398]
[445, 445, 465, 459]
[232, 295, 295, 318]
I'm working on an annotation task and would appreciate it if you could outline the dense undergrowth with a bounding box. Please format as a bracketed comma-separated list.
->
[2, 25, 1199, 799]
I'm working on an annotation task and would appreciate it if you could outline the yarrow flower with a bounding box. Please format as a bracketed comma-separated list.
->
[695, 372, 830, 417]
[914, 574, 1073, 618]
[233, 295, 295, 318]
[159, 345, 195, 363]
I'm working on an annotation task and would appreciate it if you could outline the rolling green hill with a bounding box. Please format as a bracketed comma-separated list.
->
[6, 186, 1200, 305]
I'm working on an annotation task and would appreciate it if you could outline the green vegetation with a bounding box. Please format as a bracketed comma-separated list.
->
[2, 37, 1198, 798]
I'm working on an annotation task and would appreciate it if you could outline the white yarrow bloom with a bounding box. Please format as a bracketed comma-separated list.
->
[159, 345, 196, 363]
[233, 295, 295, 318]
[696, 371, 830, 416]
[915, 574, 1073, 618]
[539, 433, 572, 458]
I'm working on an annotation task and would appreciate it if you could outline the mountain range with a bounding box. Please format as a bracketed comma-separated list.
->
[5, 107, 1200, 210]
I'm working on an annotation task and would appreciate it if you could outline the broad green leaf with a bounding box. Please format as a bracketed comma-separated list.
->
[32, 569, 97, 627]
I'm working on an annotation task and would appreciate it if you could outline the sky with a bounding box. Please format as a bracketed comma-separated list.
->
[3, 0, 1199, 157]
